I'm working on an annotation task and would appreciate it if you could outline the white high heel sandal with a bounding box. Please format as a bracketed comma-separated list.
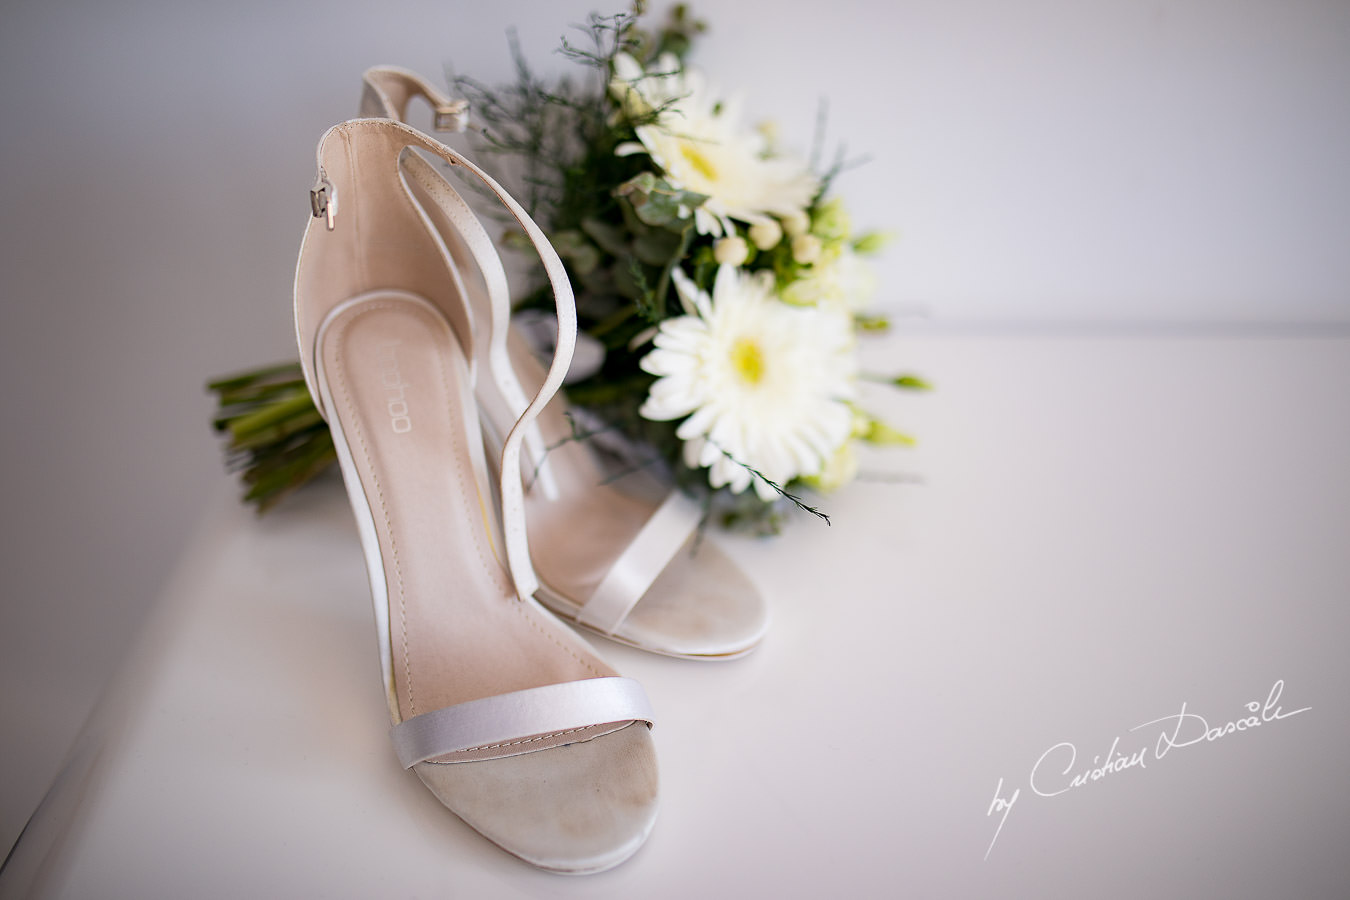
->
[358, 66, 771, 660]
[294, 116, 658, 873]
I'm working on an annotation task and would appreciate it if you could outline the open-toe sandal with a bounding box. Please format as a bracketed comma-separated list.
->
[358, 66, 771, 660]
[294, 114, 658, 873]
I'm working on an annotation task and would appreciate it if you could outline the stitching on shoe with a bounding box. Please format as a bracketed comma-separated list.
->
[397, 159, 604, 679]
[333, 307, 415, 715]
[459, 724, 607, 753]
[395, 154, 517, 602]
[331, 299, 605, 717]
[337, 299, 488, 714]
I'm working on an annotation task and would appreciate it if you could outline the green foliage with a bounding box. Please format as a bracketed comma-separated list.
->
[207, 364, 335, 512]
[208, 3, 920, 529]
[615, 172, 706, 228]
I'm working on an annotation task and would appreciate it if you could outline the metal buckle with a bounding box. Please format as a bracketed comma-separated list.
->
[432, 100, 470, 133]
[309, 171, 335, 231]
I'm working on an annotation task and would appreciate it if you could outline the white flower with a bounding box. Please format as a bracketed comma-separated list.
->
[781, 210, 810, 237]
[792, 234, 823, 265]
[748, 219, 782, 250]
[610, 51, 683, 117]
[639, 266, 856, 500]
[782, 246, 878, 310]
[612, 53, 818, 237]
[713, 235, 749, 266]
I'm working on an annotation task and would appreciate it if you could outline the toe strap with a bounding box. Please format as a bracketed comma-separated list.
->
[577, 491, 703, 635]
[390, 676, 654, 768]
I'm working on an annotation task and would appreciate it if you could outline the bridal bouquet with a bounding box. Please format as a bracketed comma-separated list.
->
[210, 4, 925, 533]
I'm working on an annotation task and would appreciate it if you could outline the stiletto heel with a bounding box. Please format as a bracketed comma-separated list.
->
[294, 116, 658, 873]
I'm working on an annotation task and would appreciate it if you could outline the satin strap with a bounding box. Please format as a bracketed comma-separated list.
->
[578, 491, 703, 635]
[359, 68, 698, 626]
[390, 676, 654, 768]
[362, 66, 558, 499]
[314, 119, 575, 600]
[359, 65, 469, 132]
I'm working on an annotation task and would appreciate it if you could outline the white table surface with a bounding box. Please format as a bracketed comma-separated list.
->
[5, 332, 1349, 898]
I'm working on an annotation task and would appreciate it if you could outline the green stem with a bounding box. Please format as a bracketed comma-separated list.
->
[240, 427, 332, 483]
[231, 408, 325, 452]
[206, 362, 304, 393]
[215, 377, 309, 407]
[861, 372, 932, 391]
[226, 390, 317, 441]
[245, 439, 338, 511]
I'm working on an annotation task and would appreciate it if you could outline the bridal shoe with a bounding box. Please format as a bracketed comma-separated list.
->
[359, 66, 770, 660]
[294, 116, 658, 872]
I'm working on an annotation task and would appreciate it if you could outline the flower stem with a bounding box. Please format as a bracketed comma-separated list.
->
[207, 362, 336, 512]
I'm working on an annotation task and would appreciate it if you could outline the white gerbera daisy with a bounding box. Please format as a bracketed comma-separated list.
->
[611, 52, 818, 236]
[610, 51, 684, 117]
[639, 266, 857, 500]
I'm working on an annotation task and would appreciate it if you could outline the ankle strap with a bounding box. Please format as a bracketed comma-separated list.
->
[359, 66, 558, 500]
[304, 119, 575, 600]
[360, 66, 469, 132]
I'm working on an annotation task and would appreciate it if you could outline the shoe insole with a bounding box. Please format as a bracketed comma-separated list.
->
[317, 292, 610, 727]
[509, 334, 765, 656]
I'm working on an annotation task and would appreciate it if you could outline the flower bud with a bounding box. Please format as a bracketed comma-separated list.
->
[852, 230, 893, 255]
[781, 210, 810, 237]
[811, 196, 850, 244]
[609, 52, 651, 118]
[791, 234, 822, 265]
[713, 235, 750, 266]
[863, 418, 916, 446]
[804, 441, 859, 492]
[748, 219, 783, 250]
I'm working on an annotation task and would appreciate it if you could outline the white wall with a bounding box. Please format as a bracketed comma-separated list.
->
[700, 1, 1350, 326]
[2, 0, 1347, 855]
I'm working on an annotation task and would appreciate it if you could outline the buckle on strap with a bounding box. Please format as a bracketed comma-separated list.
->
[432, 99, 470, 133]
[309, 171, 335, 231]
